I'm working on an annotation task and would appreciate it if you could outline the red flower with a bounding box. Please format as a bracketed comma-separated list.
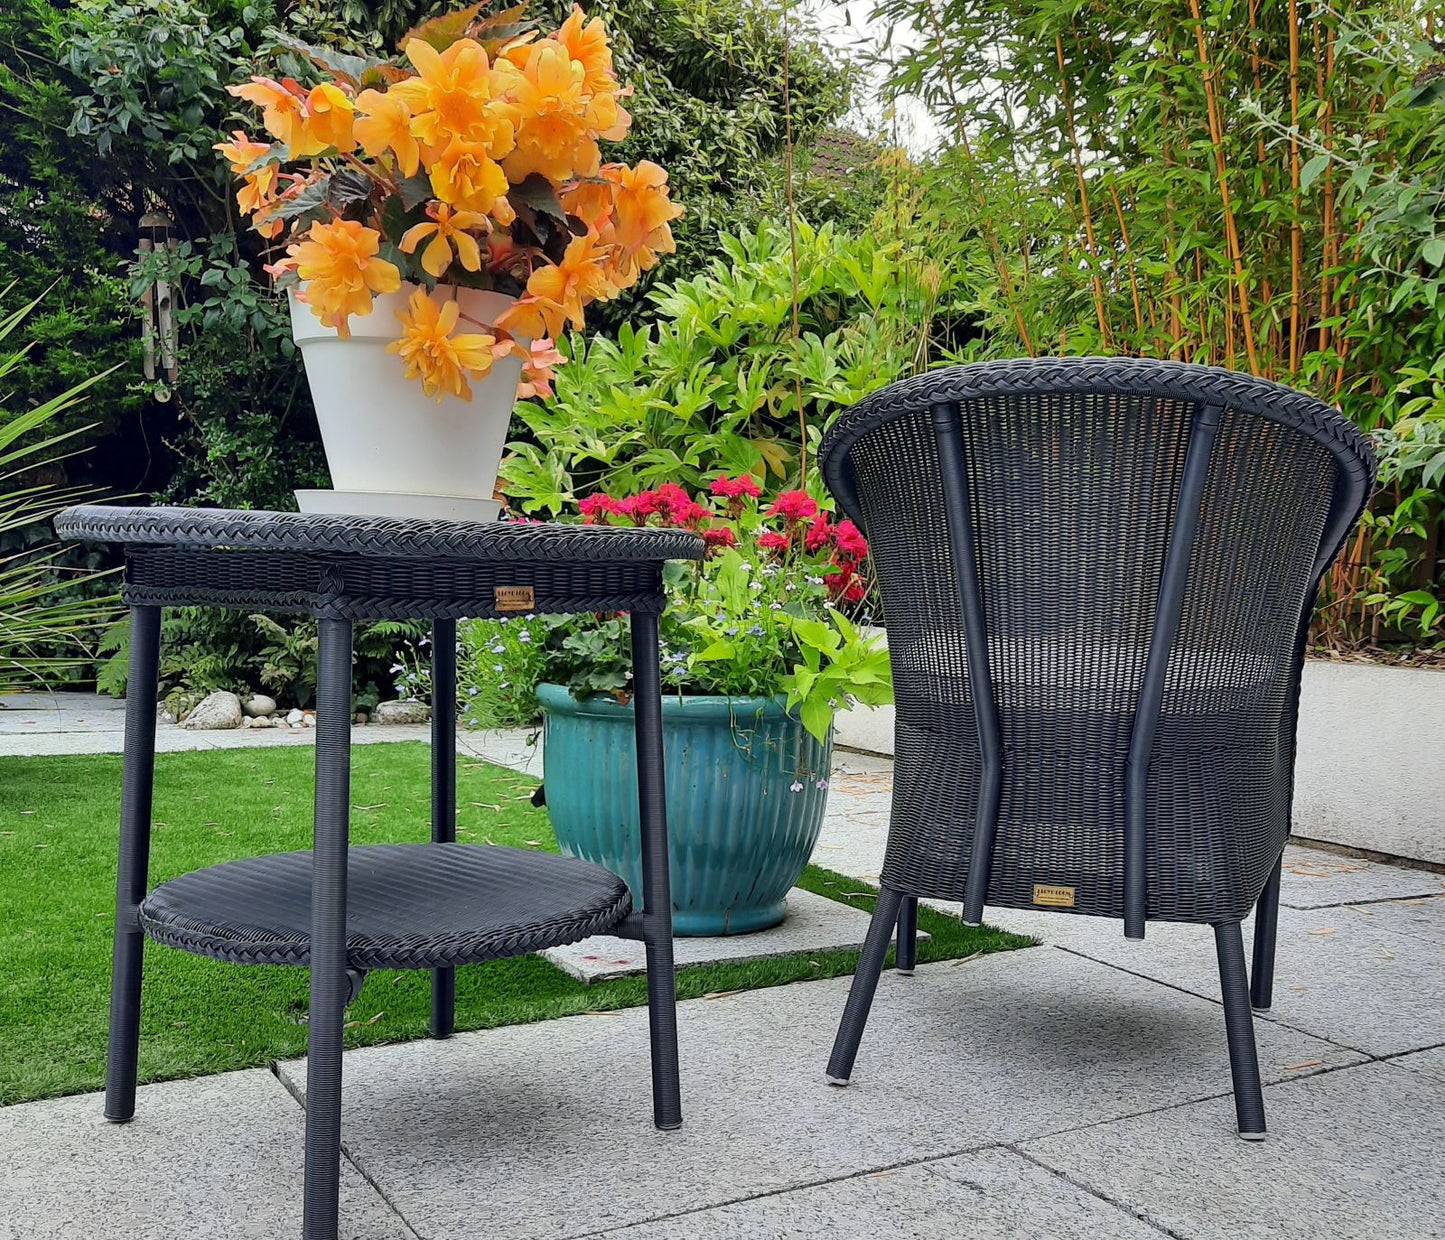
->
[627, 491, 668, 521]
[701, 525, 737, 550]
[757, 530, 790, 551]
[834, 518, 868, 560]
[842, 578, 867, 603]
[578, 493, 619, 524]
[804, 514, 834, 552]
[710, 474, 762, 500]
[673, 500, 711, 529]
[767, 490, 818, 523]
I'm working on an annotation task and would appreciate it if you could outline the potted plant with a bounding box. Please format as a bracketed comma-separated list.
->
[218, 3, 681, 519]
[433, 478, 892, 933]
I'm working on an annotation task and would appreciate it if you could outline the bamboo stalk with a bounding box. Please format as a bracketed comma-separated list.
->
[781, 15, 807, 480]
[1288, 0, 1303, 375]
[1056, 34, 1112, 348]
[1106, 176, 1146, 338]
[1189, 0, 1261, 375]
[1318, 18, 1337, 364]
[921, 0, 1035, 354]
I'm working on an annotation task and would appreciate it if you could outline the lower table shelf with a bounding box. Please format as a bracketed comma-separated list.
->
[138, 843, 633, 970]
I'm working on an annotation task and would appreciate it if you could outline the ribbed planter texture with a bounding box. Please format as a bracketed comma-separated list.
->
[537, 683, 833, 935]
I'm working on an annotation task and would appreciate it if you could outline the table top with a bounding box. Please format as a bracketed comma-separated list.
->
[55, 505, 705, 564]
[55, 506, 703, 620]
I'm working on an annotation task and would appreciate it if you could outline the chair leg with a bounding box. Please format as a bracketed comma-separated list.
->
[429, 618, 457, 1040]
[631, 612, 682, 1131]
[1214, 921, 1266, 1141]
[827, 888, 904, 1084]
[1250, 855, 1282, 1013]
[105, 605, 161, 1123]
[304, 619, 353, 1240]
[895, 895, 918, 974]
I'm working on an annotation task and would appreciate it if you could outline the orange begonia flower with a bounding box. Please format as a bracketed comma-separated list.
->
[429, 136, 511, 216]
[554, 5, 619, 96]
[497, 230, 616, 339]
[391, 38, 517, 159]
[400, 203, 487, 278]
[354, 89, 422, 178]
[303, 83, 356, 155]
[289, 219, 402, 338]
[516, 336, 566, 401]
[213, 131, 278, 216]
[504, 41, 599, 185]
[229, 77, 314, 154]
[388, 289, 496, 401]
[608, 160, 683, 285]
[560, 176, 617, 229]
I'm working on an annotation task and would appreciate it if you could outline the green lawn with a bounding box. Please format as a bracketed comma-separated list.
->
[0, 742, 1027, 1104]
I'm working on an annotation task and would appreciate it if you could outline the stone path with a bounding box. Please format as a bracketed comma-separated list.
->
[2, 700, 1443, 1237]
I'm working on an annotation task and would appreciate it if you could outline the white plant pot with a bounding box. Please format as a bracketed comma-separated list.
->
[289, 284, 523, 521]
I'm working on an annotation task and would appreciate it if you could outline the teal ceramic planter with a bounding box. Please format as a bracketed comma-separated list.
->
[538, 684, 833, 935]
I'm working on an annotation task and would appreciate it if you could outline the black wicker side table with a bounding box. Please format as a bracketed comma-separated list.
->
[54, 505, 704, 1240]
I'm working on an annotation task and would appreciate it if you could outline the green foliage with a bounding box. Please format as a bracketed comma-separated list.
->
[0, 293, 120, 691]
[502, 219, 932, 511]
[868, 0, 1445, 652]
[428, 480, 890, 741]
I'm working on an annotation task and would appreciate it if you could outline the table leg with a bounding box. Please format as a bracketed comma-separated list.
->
[304, 618, 353, 1240]
[105, 604, 161, 1123]
[630, 611, 682, 1130]
[430, 617, 456, 1040]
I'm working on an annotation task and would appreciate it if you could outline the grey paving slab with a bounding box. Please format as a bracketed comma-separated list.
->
[583, 1146, 1163, 1240]
[1274, 845, 1445, 908]
[279, 950, 1357, 1240]
[543, 887, 928, 983]
[810, 751, 894, 883]
[1392, 1045, 1445, 1087]
[1022, 1060, 1445, 1240]
[0, 1069, 412, 1240]
[981, 894, 1445, 1057]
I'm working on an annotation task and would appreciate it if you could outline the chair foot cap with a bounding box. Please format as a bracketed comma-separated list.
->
[654, 1118, 683, 1132]
[103, 1113, 133, 1125]
[1251, 1004, 1271, 1014]
[895, 967, 915, 976]
[1238, 1129, 1267, 1142]
[826, 1074, 850, 1087]
[962, 920, 981, 928]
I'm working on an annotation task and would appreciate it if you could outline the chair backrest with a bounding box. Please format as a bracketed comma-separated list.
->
[820, 358, 1375, 929]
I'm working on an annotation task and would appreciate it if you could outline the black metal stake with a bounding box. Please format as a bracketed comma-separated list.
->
[631, 610, 682, 1130]
[1251, 854, 1283, 1011]
[895, 895, 918, 974]
[105, 604, 161, 1123]
[303, 618, 353, 1240]
[430, 617, 457, 1040]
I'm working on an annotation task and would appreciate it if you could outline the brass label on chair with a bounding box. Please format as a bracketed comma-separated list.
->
[1033, 884, 1076, 908]
[494, 585, 535, 612]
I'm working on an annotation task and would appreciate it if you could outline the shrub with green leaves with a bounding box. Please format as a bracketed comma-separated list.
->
[501, 219, 934, 511]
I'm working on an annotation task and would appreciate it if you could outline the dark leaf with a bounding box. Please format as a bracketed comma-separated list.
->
[511, 173, 567, 222]
[327, 167, 375, 213]
[399, 173, 435, 210]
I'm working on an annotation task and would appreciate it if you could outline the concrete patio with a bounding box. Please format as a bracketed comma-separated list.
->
[1, 703, 1442, 1238]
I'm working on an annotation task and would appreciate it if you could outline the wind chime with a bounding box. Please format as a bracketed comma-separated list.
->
[138, 211, 178, 401]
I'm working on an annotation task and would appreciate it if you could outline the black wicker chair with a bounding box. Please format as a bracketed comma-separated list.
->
[819, 357, 1375, 1139]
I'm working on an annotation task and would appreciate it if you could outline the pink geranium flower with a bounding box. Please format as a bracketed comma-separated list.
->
[710, 474, 762, 500]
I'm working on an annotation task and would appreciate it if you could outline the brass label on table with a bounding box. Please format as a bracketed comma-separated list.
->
[494, 585, 535, 612]
[1033, 884, 1076, 908]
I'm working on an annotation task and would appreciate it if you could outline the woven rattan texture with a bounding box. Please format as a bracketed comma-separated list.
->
[55, 505, 704, 563]
[821, 359, 1374, 925]
[138, 844, 632, 969]
[121, 546, 670, 619]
